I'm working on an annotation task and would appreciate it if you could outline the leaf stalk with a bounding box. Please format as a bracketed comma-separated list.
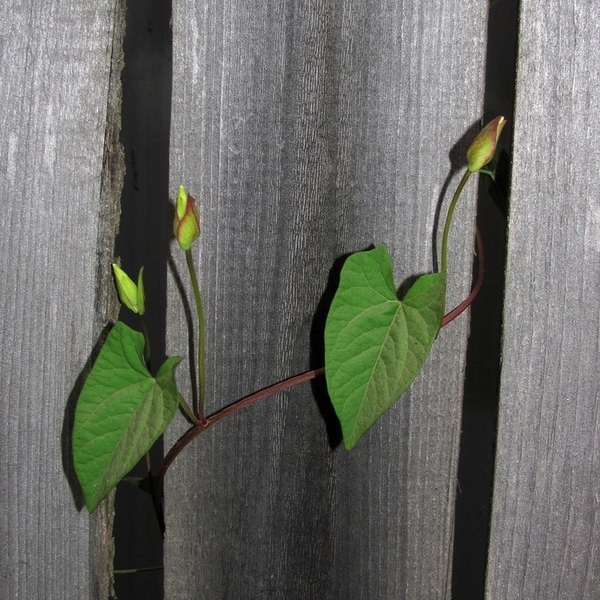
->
[440, 169, 472, 275]
[185, 249, 206, 420]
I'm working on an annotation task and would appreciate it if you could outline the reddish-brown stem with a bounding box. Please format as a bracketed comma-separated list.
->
[157, 368, 325, 485]
[206, 368, 325, 427]
[440, 227, 485, 328]
[158, 229, 484, 484]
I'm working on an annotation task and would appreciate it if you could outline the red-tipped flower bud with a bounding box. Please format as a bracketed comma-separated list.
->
[112, 264, 145, 315]
[173, 186, 200, 251]
[467, 116, 506, 173]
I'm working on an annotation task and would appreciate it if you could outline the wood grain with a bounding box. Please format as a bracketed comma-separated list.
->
[0, 0, 125, 597]
[165, 0, 488, 597]
[486, 1, 600, 597]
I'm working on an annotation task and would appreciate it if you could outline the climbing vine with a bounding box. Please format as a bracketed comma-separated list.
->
[72, 116, 505, 518]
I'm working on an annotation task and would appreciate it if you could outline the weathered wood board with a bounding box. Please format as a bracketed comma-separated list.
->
[0, 1, 125, 597]
[165, 1, 488, 597]
[486, 0, 600, 597]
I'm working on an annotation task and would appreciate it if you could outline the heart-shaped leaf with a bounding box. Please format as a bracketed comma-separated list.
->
[325, 245, 446, 449]
[73, 321, 182, 512]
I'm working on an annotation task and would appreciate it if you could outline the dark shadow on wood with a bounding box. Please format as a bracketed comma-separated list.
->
[309, 252, 351, 449]
[451, 0, 518, 598]
[111, 0, 172, 596]
[451, 177, 508, 600]
[167, 253, 199, 418]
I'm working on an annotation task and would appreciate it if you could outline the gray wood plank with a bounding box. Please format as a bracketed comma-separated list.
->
[165, 0, 488, 597]
[0, 0, 125, 597]
[486, 1, 600, 598]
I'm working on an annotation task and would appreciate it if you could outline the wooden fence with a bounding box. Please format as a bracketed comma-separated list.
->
[0, 0, 598, 598]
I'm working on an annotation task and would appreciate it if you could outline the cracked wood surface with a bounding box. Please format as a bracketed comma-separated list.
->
[0, 0, 125, 597]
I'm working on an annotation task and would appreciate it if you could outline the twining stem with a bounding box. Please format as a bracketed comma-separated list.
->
[441, 227, 484, 327]
[185, 249, 206, 422]
[440, 170, 472, 275]
[156, 368, 325, 486]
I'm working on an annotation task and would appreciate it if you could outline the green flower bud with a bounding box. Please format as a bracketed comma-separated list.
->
[467, 116, 506, 173]
[173, 186, 200, 251]
[112, 264, 145, 315]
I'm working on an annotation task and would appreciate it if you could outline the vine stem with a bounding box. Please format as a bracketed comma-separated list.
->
[440, 169, 472, 275]
[157, 368, 324, 486]
[185, 249, 207, 423]
[441, 227, 484, 327]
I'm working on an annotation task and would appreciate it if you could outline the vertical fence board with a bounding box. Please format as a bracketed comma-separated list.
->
[486, 1, 600, 598]
[0, 1, 125, 598]
[165, 0, 487, 597]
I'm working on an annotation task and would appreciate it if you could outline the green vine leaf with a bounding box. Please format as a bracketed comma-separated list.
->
[325, 245, 446, 450]
[73, 321, 182, 512]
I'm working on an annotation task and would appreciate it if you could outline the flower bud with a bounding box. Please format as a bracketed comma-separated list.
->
[173, 186, 200, 251]
[112, 264, 145, 315]
[467, 116, 506, 173]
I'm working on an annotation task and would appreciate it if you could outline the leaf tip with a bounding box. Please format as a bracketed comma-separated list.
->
[344, 437, 358, 451]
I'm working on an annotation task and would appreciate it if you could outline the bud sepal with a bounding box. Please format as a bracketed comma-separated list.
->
[112, 264, 146, 315]
[173, 186, 200, 251]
